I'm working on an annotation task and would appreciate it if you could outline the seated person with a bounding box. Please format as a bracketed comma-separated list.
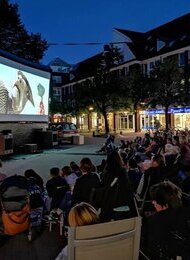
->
[145, 137, 160, 156]
[70, 162, 82, 177]
[142, 180, 190, 260]
[61, 166, 78, 191]
[46, 167, 69, 210]
[24, 169, 44, 192]
[96, 134, 115, 154]
[24, 174, 44, 240]
[138, 154, 166, 201]
[164, 143, 179, 167]
[141, 133, 151, 148]
[127, 158, 142, 192]
[72, 158, 101, 205]
[55, 202, 100, 260]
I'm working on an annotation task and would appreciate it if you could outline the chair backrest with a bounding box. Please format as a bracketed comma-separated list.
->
[67, 216, 141, 260]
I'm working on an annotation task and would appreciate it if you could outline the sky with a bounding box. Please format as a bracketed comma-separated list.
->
[10, 0, 190, 65]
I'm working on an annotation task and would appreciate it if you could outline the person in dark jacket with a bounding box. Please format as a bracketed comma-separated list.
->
[139, 154, 167, 201]
[100, 151, 137, 222]
[142, 180, 190, 260]
[72, 158, 100, 205]
[46, 167, 69, 209]
[24, 169, 44, 192]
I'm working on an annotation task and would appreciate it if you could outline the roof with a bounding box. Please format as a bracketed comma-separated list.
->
[114, 13, 190, 60]
[49, 57, 71, 67]
[70, 52, 103, 82]
[0, 49, 51, 72]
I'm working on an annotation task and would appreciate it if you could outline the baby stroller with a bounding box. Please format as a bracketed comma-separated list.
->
[0, 175, 30, 236]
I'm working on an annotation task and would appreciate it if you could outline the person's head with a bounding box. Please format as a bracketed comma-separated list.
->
[80, 158, 93, 174]
[120, 140, 125, 145]
[166, 137, 173, 144]
[68, 202, 99, 227]
[128, 158, 137, 169]
[179, 135, 188, 145]
[106, 150, 124, 168]
[151, 154, 165, 168]
[70, 161, 77, 168]
[50, 167, 60, 178]
[145, 133, 150, 138]
[70, 163, 80, 172]
[61, 166, 71, 176]
[134, 155, 142, 164]
[165, 144, 178, 155]
[150, 180, 182, 212]
[173, 135, 179, 144]
[24, 169, 39, 179]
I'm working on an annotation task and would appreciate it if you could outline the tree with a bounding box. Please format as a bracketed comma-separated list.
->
[148, 57, 183, 131]
[74, 46, 127, 134]
[123, 64, 150, 132]
[0, 0, 48, 62]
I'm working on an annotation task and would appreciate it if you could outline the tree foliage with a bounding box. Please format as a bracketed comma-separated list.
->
[74, 46, 127, 133]
[148, 57, 183, 130]
[122, 64, 150, 131]
[0, 0, 48, 62]
[123, 64, 150, 107]
[49, 97, 67, 116]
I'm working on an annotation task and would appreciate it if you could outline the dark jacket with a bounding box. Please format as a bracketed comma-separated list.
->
[142, 207, 190, 260]
[100, 167, 137, 221]
[72, 172, 101, 205]
[46, 176, 69, 209]
[140, 166, 166, 200]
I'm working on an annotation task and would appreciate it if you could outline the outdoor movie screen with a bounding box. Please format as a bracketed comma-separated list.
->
[0, 55, 50, 122]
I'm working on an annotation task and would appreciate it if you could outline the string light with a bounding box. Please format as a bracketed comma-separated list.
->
[47, 41, 128, 46]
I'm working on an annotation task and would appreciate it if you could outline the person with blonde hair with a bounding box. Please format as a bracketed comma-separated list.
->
[68, 202, 99, 227]
[55, 202, 99, 260]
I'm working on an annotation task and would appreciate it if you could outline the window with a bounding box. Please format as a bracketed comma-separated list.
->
[52, 76, 62, 83]
[157, 39, 165, 51]
[179, 52, 186, 66]
[123, 67, 129, 75]
[168, 40, 175, 47]
[142, 64, 147, 74]
[155, 60, 161, 66]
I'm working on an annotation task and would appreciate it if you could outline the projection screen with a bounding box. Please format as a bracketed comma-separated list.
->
[0, 53, 50, 122]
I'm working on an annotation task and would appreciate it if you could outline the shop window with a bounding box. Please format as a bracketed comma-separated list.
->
[129, 115, 133, 129]
[120, 117, 128, 129]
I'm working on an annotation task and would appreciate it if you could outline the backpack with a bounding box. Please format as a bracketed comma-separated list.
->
[0, 175, 30, 235]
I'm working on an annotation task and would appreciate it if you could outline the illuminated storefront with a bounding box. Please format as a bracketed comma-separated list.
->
[140, 107, 190, 131]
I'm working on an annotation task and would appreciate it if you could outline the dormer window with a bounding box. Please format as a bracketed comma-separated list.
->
[157, 39, 166, 51]
[168, 40, 175, 47]
[180, 35, 187, 41]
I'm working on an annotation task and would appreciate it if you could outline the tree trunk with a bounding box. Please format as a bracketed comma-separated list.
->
[102, 111, 109, 134]
[165, 106, 169, 132]
[134, 103, 140, 132]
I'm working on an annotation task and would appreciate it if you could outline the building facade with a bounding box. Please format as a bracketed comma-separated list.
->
[61, 13, 190, 132]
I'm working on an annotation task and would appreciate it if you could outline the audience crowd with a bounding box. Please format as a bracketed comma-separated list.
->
[0, 129, 190, 259]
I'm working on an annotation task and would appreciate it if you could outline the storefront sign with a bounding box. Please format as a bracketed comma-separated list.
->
[145, 107, 190, 114]
[145, 109, 165, 114]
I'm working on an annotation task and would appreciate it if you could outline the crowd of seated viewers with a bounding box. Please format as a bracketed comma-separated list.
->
[0, 129, 190, 259]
